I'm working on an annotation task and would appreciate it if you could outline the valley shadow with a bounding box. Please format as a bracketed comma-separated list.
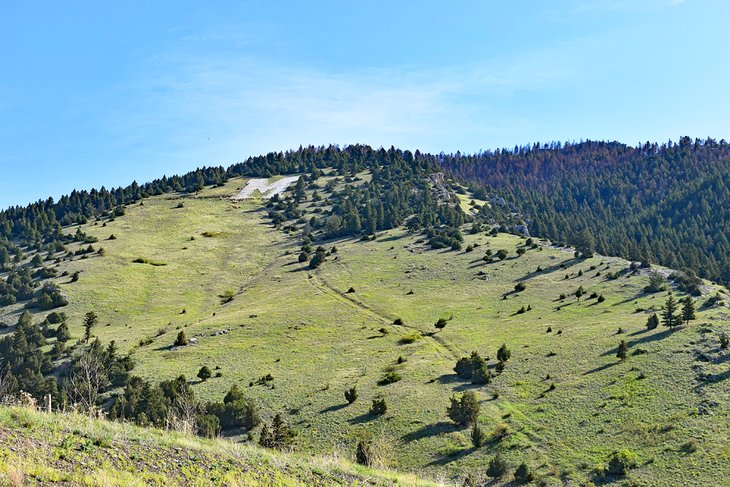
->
[319, 403, 348, 414]
[402, 421, 455, 443]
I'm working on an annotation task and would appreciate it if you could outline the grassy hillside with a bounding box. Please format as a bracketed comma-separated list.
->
[0, 405, 442, 486]
[2, 176, 729, 485]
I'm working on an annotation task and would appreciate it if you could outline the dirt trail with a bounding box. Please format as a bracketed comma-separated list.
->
[308, 272, 461, 361]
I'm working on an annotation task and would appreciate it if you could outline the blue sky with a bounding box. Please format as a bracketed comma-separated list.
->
[1, 0, 729, 209]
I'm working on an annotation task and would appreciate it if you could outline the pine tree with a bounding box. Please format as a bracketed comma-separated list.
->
[83, 311, 98, 342]
[681, 296, 696, 325]
[662, 294, 680, 329]
[259, 423, 274, 448]
[470, 423, 486, 448]
[616, 340, 628, 360]
[271, 413, 294, 450]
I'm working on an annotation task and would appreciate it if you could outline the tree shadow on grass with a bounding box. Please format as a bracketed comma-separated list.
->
[597, 329, 674, 358]
[401, 421, 456, 443]
[378, 234, 406, 243]
[516, 257, 581, 282]
[427, 446, 478, 466]
[349, 413, 381, 425]
[611, 291, 651, 307]
[319, 403, 348, 414]
[583, 361, 620, 375]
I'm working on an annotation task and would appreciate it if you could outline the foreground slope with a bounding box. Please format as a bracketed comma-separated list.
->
[1, 172, 729, 485]
[0, 405, 441, 486]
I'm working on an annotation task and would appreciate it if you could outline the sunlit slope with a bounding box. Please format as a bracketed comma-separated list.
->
[49, 178, 730, 485]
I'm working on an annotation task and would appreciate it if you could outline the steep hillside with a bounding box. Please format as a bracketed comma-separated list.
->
[438, 138, 730, 285]
[0, 405, 442, 486]
[1, 172, 728, 485]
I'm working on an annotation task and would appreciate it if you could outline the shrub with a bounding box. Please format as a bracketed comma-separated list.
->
[393, 318, 404, 326]
[434, 317, 447, 330]
[497, 343, 511, 363]
[720, 332, 729, 350]
[646, 313, 659, 330]
[298, 251, 309, 263]
[486, 453, 508, 478]
[514, 282, 526, 292]
[370, 397, 387, 416]
[606, 450, 638, 476]
[197, 366, 212, 381]
[356, 440, 373, 466]
[447, 391, 480, 426]
[378, 371, 401, 385]
[345, 386, 358, 404]
[174, 331, 189, 347]
[309, 250, 326, 269]
[514, 462, 533, 483]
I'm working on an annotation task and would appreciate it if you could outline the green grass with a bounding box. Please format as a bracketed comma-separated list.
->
[0, 405, 443, 486]
[7, 177, 730, 485]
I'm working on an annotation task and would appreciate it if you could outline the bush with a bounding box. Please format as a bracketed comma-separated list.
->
[486, 453, 508, 478]
[378, 371, 402, 385]
[514, 282, 526, 292]
[497, 343, 511, 363]
[646, 313, 659, 330]
[197, 414, 221, 438]
[309, 251, 326, 269]
[393, 318, 404, 326]
[356, 440, 373, 466]
[174, 331, 189, 347]
[447, 391, 480, 426]
[298, 251, 309, 263]
[720, 332, 729, 350]
[606, 450, 638, 476]
[345, 386, 358, 404]
[370, 397, 387, 416]
[514, 462, 533, 483]
[434, 317, 447, 330]
[197, 366, 212, 381]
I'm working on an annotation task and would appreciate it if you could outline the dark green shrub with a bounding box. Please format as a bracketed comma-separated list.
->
[447, 391, 480, 426]
[345, 386, 358, 404]
[370, 397, 387, 416]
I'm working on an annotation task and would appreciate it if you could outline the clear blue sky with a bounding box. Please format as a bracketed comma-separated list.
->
[1, 0, 729, 209]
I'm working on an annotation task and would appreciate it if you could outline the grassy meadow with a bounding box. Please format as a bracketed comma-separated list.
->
[5, 176, 729, 485]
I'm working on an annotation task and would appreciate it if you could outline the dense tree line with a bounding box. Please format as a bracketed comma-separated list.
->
[438, 137, 730, 284]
